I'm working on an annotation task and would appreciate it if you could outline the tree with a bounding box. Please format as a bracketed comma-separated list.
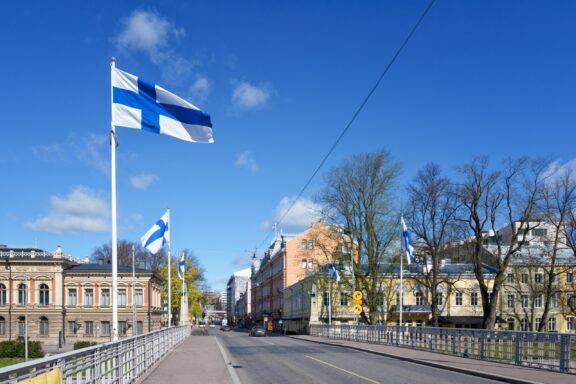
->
[405, 163, 460, 326]
[318, 149, 401, 324]
[455, 157, 547, 329]
[91, 239, 167, 272]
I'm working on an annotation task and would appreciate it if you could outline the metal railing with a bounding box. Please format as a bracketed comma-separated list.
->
[310, 324, 576, 374]
[0, 325, 189, 383]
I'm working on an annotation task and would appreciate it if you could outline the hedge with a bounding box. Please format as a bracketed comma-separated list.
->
[0, 341, 44, 358]
[73, 341, 98, 350]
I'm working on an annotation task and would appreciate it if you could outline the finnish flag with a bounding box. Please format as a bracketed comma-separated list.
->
[401, 216, 415, 264]
[328, 262, 340, 282]
[112, 67, 214, 143]
[178, 254, 185, 281]
[141, 210, 170, 255]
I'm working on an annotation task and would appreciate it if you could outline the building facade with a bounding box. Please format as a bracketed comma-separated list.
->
[225, 268, 250, 325]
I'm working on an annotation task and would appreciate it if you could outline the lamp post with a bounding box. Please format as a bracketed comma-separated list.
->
[23, 273, 28, 362]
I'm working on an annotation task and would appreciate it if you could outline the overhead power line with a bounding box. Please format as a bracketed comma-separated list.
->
[257, 0, 437, 250]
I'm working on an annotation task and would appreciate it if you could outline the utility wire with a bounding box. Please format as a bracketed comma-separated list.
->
[257, 0, 436, 250]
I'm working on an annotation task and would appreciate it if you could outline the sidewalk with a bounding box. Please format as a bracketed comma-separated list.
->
[291, 335, 572, 384]
[141, 335, 234, 384]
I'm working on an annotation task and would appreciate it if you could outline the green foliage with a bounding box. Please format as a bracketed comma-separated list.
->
[0, 341, 44, 358]
[73, 341, 98, 350]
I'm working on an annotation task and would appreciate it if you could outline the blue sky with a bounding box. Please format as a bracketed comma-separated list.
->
[1, 1, 575, 291]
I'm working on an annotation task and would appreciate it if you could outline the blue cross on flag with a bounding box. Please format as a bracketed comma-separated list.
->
[141, 210, 170, 255]
[401, 216, 415, 264]
[112, 67, 214, 143]
[328, 262, 340, 282]
[178, 254, 185, 281]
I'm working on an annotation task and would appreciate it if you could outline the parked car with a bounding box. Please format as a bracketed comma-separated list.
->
[209, 323, 215, 328]
[249, 326, 266, 337]
[220, 325, 231, 331]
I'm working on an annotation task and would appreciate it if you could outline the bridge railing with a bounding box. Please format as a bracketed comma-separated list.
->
[0, 325, 189, 384]
[310, 324, 576, 374]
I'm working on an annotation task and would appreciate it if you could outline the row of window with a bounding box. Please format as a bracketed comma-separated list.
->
[0, 283, 50, 305]
[66, 288, 143, 307]
[0, 317, 144, 337]
[320, 291, 480, 307]
[301, 239, 315, 250]
[508, 316, 574, 332]
[506, 271, 574, 284]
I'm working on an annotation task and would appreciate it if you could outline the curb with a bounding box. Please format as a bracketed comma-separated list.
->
[289, 336, 544, 384]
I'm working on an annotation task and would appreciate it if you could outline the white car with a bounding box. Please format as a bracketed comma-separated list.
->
[209, 324, 215, 328]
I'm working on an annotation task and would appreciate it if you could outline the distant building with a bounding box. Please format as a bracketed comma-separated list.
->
[226, 268, 251, 325]
[0, 245, 163, 345]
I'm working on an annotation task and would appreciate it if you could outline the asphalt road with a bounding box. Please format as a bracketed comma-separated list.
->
[212, 329, 504, 384]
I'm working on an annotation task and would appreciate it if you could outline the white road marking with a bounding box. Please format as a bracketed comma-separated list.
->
[257, 339, 275, 345]
[215, 336, 242, 384]
[305, 355, 380, 384]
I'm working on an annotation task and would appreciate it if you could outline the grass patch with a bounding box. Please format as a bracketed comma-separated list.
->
[0, 357, 25, 368]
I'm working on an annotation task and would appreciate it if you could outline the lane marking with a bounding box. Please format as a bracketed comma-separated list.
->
[304, 355, 380, 384]
[257, 339, 275, 345]
[215, 336, 242, 384]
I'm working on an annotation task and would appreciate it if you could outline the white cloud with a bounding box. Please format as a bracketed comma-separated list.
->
[262, 196, 322, 231]
[188, 75, 211, 103]
[543, 158, 576, 184]
[235, 151, 259, 172]
[130, 173, 159, 189]
[231, 81, 271, 110]
[26, 186, 110, 233]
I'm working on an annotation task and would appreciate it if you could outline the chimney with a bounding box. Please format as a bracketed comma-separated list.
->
[54, 245, 63, 258]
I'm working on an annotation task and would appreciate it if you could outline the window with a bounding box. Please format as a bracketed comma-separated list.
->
[39, 284, 49, 305]
[534, 293, 543, 308]
[39, 317, 49, 336]
[68, 321, 77, 335]
[535, 273, 543, 284]
[0, 284, 6, 305]
[535, 317, 542, 330]
[550, 293, 558, 308]
[507, 293, 515, 309]
[436, 292, 443, 307]
[18, 284, 27, 305]
[455, 291, 463, 306]
[308, 240, 314, 250]
[84, 289, 94, 306]
[85, 321, 94, 336]
[533, 228, 547, 237]
[376, 291, 385, 307]
[136, 321, 143, 335]
[101, 288, 110, 306]
[307, 259, 314, 269]
[67, 288, 77, 306]
[521, 294, 529, 308]
[322, 291, 329, 306]
[506, 273, 514, 284]
[567, 272, 574, 284]
[520, 318, 529, 331]
[521, 273, 529, 284]
[301, 239, 307, 250]
[135, 288, 143, 306]
[118, 289, 127, 306]
[568, 294, 576, 309]
[507, 318, 515, 331]
[337, 243, 348, 253]
[470, 292, 479, 306]
[0, 317, 4, 335]
[118, 321, 127, 336]
[301, 259, 307, 268]
[339, 291, 349, 306]
[415, 291, 424, 306]
[567, 317, 575, 331]
[101, 321, 110, 336]
[547, 317, 556, 332]
[18, 317, 25, 336]
[396, 292, 403, 306]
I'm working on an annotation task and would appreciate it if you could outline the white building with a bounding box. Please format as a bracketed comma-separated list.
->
[226, 268, 251, 325]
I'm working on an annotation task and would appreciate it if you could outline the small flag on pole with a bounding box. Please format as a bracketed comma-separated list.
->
[401, 216, 415, 264]
[178, 254, 185, 280]
[141, 210, 170, 254]
[328, 262, 340, 282]
[112, 67, 214, 143]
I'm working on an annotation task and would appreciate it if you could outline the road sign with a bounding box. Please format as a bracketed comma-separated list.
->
[353, 305, 362, 314]
[353, 291, 363, 301]
[353, 299, 362, 306]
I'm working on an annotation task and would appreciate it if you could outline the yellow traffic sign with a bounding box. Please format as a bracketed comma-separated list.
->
[353, 291, 363, 301]
[353, 299, 362, 306]
[353, 305, 362, 314]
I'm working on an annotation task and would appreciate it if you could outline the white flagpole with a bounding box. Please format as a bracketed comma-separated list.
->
[167, 209, 171, 328]
[110, 57, 119, 341]
[399, 216, 403, 328]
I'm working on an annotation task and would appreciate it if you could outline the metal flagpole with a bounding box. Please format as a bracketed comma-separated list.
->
[328, 277, 332, 326]
[167, 209, 171, 328]
[110, 57, 119, 341]
[399, 216, 404, 328]
[132, 244, 137, 335]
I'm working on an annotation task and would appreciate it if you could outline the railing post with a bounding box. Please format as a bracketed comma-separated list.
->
[515, 332, 523, 366]
[480, 331, 487, 360]
[559, 334, 569, 373]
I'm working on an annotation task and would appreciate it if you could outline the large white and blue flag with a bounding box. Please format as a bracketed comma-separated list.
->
[401, 216, 415, 264]
[112, 67, 214, 143]
[141, 210, 170, 255]
[178, 254, 185, 281]
[328, 262, 340, 282]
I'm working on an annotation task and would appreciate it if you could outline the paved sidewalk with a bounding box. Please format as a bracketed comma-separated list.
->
[141, 335, 233, 384]
[291, 335, 572, 384]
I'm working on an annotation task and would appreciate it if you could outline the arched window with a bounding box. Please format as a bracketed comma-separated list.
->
[17, 316, 25, 336]
[39, 284, 49, 305]
[0, 316, 5, 335]
[39, 317, 49, 336]
[0, 284, 6, 305]
[18, 284, 27, 305]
